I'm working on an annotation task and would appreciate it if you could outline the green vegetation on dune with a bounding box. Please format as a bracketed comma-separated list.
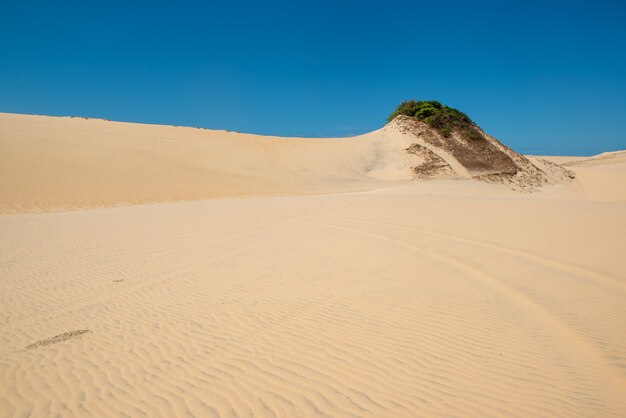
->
[387, 100, 483, 140]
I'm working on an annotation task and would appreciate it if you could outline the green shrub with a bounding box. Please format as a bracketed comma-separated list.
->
[439, 126, 451, 137]
[387, 100, 482, 140]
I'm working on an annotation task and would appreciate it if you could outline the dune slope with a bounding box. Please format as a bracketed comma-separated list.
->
[0, 113, 424, 213]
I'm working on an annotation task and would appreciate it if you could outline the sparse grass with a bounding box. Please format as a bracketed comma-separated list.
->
[387, 100, 482, 140]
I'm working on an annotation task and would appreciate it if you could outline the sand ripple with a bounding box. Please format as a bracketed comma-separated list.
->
[1, 187, 625, 417]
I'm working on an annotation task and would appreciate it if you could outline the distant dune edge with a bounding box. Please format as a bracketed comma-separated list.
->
[0, 110, 598, 213]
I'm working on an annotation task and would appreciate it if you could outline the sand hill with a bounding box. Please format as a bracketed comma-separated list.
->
[1, 112, 625, 417]
[388, 115, 575, 188]
[1, 112, 573, 213]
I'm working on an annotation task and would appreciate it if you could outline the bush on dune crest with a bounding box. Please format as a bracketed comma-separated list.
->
[387, 100, 483, 140]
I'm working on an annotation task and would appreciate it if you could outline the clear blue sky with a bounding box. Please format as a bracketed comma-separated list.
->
[1, 0, 625, 155]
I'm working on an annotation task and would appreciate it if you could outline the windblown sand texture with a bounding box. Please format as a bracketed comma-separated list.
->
[1, 113, 625, 417]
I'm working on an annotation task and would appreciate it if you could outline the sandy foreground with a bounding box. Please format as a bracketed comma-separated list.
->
[1, 113, 626, 417]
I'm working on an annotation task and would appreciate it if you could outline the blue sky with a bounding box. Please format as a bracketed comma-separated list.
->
[1, 0, 625, 155]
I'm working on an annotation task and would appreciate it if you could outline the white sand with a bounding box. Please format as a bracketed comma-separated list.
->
[1, 113, 625, 417]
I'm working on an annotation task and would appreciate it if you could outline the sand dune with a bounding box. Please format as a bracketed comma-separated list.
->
[545, 151, 626, 201]
[0, 113, 417, 213]
[1, 114, 625, 416]
[0, 112, 574, 214]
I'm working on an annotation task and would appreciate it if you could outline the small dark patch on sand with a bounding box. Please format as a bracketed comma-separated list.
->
[24, 330, 91, 351]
